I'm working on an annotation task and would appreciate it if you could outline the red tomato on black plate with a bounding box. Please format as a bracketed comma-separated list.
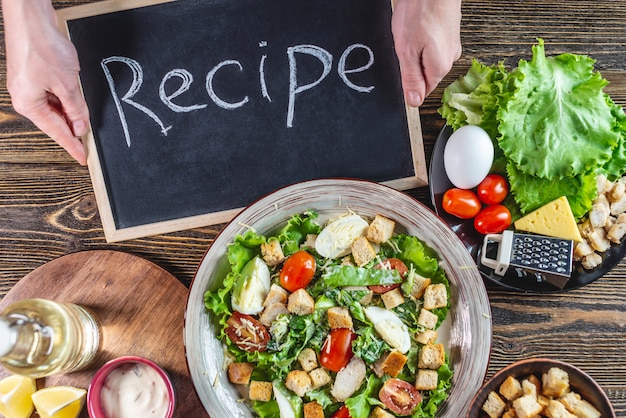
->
[477, 174, 509, 205]
[474, 204, 512, 234]
[442, 188, 482, 219]
[279, 250, 316, 292]
[225, 311, 270, 352]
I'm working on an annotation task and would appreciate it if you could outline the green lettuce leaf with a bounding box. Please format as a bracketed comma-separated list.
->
[321, 265, 402, 287]
[507, 162, 597, 218]
[498, 38, 619, 179]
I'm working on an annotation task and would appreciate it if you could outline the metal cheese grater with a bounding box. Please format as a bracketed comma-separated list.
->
[481, 230, 574, 289]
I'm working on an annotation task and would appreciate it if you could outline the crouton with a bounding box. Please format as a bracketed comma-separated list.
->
[285, 370, 312, 397]
[366, 214, 396, 244]
[227, 362, 254, 384]
[381, 288, 405, 310]
[559, 392, 601, 418]
[369, 406, 395, 418]
[352, 236, 377, 266]
[298, 348, 318, 372]
[288, 288, 315, 315]
[304, 401, 324, 418]
[502, 408, 517, 418]
[415, 369, 439, 391]
[423, 283, 448, 310]
[263, 283, 289, 306]
[260, 239, 285, 266]
[482, 391, 507, 418]
[417, 343, 445, 370]
[411, 274, 432, 299]
[542, 367, 569, 398]
[259, 303, 289, 326]
[415, 329, 438, 345]
[499, 375, 523, 401]
[301, 234, 317, 250]
[327, 306, 353, 329]
[417, 308, 439, 330]
[544, 399, 577, 418]
[513, 394, 543, 418]
[380, 350, 408, 377]
[309, 368, 332, 390]
[249, 381, 273, 402]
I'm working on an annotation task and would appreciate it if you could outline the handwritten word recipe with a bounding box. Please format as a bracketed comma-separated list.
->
[101, 43, 376, 147]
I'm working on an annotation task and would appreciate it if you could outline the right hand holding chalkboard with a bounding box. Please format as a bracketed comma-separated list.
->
[2, 0, 89, 165]
[392, 0, 462, 107]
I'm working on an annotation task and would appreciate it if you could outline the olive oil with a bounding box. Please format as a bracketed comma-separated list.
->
[0, 298, 100, 378]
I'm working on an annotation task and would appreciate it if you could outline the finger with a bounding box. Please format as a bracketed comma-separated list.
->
[27, 96, 87, 165]
[399, 55, 427, 108]
[55, 79, 90, 138]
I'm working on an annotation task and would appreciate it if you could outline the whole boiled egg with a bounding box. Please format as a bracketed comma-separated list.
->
[444, 125, 494, 189]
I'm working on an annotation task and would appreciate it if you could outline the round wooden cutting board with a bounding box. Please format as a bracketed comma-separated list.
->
[0, 250, 208, 418]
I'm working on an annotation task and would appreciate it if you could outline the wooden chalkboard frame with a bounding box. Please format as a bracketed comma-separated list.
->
[57, 0, 426, 243]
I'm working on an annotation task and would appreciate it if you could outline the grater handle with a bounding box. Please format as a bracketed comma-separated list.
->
[480, 231, 514, 276]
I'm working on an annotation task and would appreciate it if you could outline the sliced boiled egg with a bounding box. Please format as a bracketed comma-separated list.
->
[315, 214, 369, 258]
[364, 306, 411, 354]
[231, 257, 271, 315]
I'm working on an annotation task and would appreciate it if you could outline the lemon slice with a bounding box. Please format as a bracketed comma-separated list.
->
[0, 374, 37, 418]
[31, 386, 86, 418]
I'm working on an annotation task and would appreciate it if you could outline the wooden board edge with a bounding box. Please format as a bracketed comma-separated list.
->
[56, 0, 176, 21]
[103, 208, 242, 242]
[405, 105, 428, 186]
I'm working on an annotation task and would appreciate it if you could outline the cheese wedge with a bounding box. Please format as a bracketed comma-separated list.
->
[514, 196, 583, 242]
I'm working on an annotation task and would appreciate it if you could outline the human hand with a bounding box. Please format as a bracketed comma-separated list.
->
[392, 0, 462, 107]
[3, 0, 89, 165]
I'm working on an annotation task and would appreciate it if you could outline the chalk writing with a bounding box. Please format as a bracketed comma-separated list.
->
[100, 42, 375, 147]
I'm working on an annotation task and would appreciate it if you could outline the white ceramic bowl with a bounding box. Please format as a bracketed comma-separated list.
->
[184, 178, 492, 417]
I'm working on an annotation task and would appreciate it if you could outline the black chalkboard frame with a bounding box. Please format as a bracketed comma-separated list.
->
[57, 0, 427, 243]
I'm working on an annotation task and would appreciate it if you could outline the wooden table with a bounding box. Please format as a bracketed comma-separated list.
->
[1, 0, 625, 416]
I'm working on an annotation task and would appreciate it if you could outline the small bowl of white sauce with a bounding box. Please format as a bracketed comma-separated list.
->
[87, 356, 175, 418]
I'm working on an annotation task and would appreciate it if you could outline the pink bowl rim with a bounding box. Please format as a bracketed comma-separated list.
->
[87, 355, 175, 418]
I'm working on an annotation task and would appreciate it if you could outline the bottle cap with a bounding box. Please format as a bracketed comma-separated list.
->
[0, 317, 17, 357]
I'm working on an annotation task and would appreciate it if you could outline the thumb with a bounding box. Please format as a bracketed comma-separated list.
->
[399, 56, 427, 108]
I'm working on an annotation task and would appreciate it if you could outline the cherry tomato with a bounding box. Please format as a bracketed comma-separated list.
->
[369, 258, 409, 294]
[319, 328, 356, 372]
[379, 378, 422, 415]
[332, 405, 351, 418]
[442, 188, 482, 219]
[225, 311, 270, 352]
[477, 174, 509, 205]
[474, 204, 512, 234]
[279, 250, 316, 292]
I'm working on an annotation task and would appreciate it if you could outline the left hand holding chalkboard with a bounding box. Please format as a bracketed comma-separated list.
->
[2, 0, 89, 165]
[392, 0, 462, 107]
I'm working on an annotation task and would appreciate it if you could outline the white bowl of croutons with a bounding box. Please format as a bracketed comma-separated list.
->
[467, 358, 615, 418]
[185, 179, 493, 418]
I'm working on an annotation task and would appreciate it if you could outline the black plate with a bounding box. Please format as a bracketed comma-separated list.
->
[429, 126, 626, 293]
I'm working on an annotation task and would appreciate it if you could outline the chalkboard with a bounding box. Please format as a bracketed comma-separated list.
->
[58, 0, 426, 242]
